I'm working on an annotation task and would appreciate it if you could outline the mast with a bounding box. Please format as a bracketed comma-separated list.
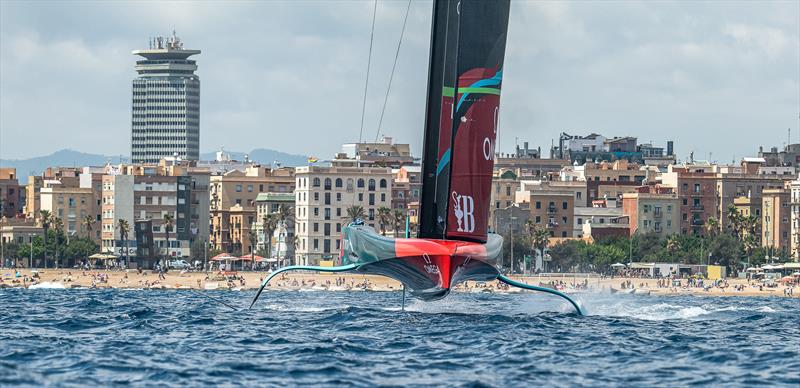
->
[418, 0, 511, 243]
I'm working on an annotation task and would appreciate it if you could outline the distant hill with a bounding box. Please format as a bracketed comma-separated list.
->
[1, 148, 309, 184]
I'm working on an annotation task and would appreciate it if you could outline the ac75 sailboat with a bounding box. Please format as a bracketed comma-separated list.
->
[250, 0, 583, 315]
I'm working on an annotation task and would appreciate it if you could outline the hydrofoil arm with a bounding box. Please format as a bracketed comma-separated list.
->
[248, 264, 358, 309]
[497, 274, 584, 316]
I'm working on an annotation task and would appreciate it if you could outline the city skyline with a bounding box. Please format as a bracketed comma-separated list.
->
[1, 1, 798, 163]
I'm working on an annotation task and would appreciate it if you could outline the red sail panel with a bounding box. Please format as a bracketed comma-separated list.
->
[444, 0, 510, 242]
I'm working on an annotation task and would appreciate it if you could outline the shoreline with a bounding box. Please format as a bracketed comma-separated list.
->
[2, 269, 797, 298]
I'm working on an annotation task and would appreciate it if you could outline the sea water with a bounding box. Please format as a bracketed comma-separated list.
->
[0, 289, 798, 386]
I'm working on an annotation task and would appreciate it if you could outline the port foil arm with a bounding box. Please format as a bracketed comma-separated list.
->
[248, 264, 359, 309]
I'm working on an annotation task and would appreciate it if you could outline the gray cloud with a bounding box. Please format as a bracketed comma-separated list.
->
[1, 0, 798, 163]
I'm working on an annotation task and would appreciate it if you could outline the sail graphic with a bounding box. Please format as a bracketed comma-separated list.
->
[419, 0, 511, 243]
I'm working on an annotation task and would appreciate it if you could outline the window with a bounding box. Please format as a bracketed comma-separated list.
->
[368, 209, 375, 220]
[313, 178, 321, 187]
[313, 207, 319, 216]
[335, 178, 343, 188]
[247, 185, 253, 192]
[325, 193, 331, 205]
[347, 179, 354, 191]
[313, 223, 319, 232]
[358, 193, 363, 202]
[324, 178, 332, 190]
[535, 216, 541, 223]
[259, 184, 264, 191]
[336, 223, 341, 232]
[577, 192, 582, 200]
[336, 193, 342, 202]
[323, 239, 331, 253]
[336, 208, 342, 217]
[379, 179, 387, 188]
[313, 239, 319, 250]
[577, 218, 583, 225]
[561, 231, 567, 237]
[694, 184, 700, 193]
[314, 192, 319, 201]
[324, 208, 331, 220]
[324, 223, 331, 236]
[562, 202, 567, 210]
[506, 186, 511, 196]
[535, 201, 541, 209]
[369, 193, 375, 206]
[357, 179, 365, 188]
[235, 185, 242, 192]
[368, 179, 376, 191]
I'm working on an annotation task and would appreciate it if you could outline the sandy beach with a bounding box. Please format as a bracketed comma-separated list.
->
[1, 268, 797, 298]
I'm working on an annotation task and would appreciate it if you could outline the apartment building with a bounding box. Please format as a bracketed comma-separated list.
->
[209, 166, 295, 252]
[341, 136, 414, 168]
[254, 192, 295, 264]
[294, 165, 393, 265]
[621, 185, 680, 237]
[392, 165, 421, 215]
[25, 167, 82, 219]
[761, 188, 790, 253]
[0, 168, 22, 218]
[527, 191, 574, 238]
[101, 162, 209, 266]
[490, 170, 521, 227]
[40, 186, 96, 240]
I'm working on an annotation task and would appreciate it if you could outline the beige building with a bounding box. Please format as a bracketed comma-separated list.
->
[341, 136, 414, 167]
[761, 188, 790, 254]
[490, 170, 521, 227]
[209, 166, 294, 252]
[25, 167, 82, 219]
[40, 186, 97, 240]
[790, 176, 800, 261]
[294, 165, 393, 265]
[527, 192, 574, 238]
[254, 192, 296, 263]
[622, 186, 680, 237]
[0, 168, 22, 218]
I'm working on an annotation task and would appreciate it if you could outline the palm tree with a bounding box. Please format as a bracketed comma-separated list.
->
[705, 217, 719, 237]
[117, 219, 130, 269]
[725, 204, 741, 237]
[162, 213, 175, 267]
[392, 209, 405, 237]
[52, 217, 63, 268]
[531, 226, 550, 274]
[345, 205, 366, 223]
[377, 207, 392, 236]
[666, 235, 683, 263]
[248, 224, 259, 255]
[83, 215, 96, 239]
[39, 210, 51, 267]
[274, 204, 294, 261]
[261, 213, 278, 259]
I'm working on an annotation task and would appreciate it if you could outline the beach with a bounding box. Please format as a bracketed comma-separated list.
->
[2, 268, 797, 298]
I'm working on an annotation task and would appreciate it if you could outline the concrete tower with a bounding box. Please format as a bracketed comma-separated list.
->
[131, 32, 200, 164]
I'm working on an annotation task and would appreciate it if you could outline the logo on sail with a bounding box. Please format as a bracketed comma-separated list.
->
[452, 191, 475, 233]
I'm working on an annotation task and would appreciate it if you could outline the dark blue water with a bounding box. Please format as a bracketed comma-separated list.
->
[0, 289, 798, 387]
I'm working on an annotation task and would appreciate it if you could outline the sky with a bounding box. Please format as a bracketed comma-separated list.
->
[1, 0, 798, 163]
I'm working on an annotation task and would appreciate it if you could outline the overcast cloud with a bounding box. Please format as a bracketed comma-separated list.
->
[1, 0, 798, 163]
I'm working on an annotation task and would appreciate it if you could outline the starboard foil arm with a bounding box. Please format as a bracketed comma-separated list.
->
[497, 274, 584, 316]
[248, 264, 358, 309]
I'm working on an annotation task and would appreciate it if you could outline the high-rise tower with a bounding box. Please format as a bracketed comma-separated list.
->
[131, 32, 200, 164]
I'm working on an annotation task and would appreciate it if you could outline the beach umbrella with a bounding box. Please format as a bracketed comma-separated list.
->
[239, 254, 263, 262]
[611, 263, 626, 268]
[210, 253, 237, 261]
[780, 276, 793, 283]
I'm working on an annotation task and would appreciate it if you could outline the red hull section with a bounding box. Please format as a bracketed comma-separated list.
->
[342, 225, 502, 301]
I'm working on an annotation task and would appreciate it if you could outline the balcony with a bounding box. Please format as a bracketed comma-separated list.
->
[547, 206, 557, 214]
[691, 219, 704, 226]
[690, 205, 704, 212]
[653, 212, 663, 219]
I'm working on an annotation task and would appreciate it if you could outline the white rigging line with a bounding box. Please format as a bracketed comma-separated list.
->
[375, 0, 413, 143]
[358, 0, 378, 145]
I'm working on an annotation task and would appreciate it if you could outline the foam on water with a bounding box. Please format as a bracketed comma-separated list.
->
[27, 282, 66, 289]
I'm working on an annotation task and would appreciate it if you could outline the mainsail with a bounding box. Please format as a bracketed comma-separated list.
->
[419, 0, 511, 243]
